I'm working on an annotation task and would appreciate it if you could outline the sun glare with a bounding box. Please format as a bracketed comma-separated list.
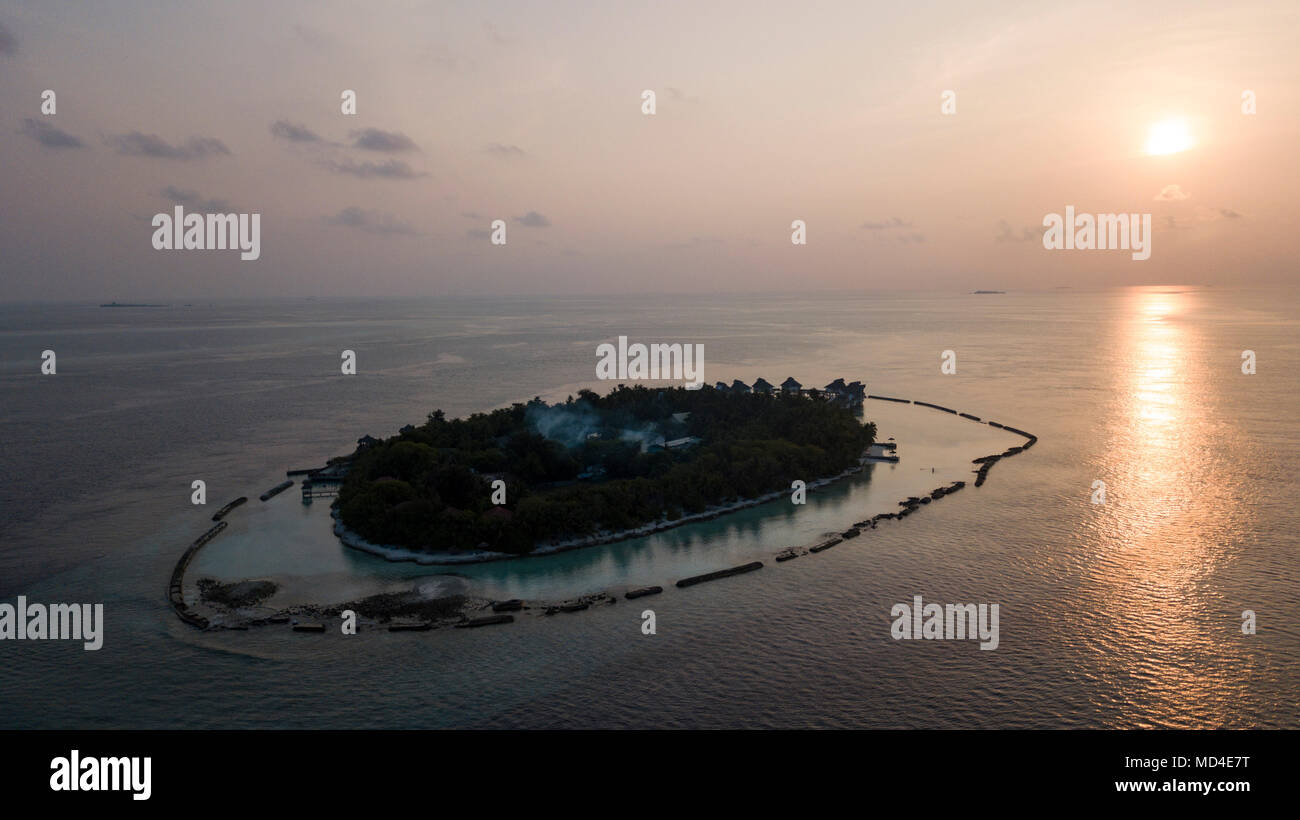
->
[1146, 119, 1194, 156]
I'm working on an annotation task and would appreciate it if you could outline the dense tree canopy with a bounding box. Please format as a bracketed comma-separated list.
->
[336, 384, 875, 555]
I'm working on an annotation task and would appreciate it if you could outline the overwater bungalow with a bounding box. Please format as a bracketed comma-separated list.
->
[845, 380, 866, 405]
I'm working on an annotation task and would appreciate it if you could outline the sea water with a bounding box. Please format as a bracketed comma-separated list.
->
[0, 287, 1296, 728]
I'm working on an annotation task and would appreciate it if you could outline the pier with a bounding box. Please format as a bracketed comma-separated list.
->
[301, 476, 343, 504]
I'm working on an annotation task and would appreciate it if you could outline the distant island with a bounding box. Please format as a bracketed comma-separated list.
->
[335, 382, 876, 558]
[100, 301, 168, 307]
[972, 290, 1006, 294]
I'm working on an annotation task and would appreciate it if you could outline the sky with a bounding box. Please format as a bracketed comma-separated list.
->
[0, 0, 1297, 299]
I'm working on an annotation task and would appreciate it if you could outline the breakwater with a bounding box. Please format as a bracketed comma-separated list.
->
[211, 496, 247, 521]
[676, 561, 764, 588]
[877, 395, 1038, 487]
[259, 480, 293, 501]
[911, 400, 958, 414]
[458, 614, 515, 628]
[167, 520, 228, 628]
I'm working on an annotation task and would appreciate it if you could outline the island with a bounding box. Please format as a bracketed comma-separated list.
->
[168, 383, 1040, 633]
[334, 382, 876, 558]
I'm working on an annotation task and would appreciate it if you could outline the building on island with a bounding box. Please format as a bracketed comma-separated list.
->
[845, 380, 866, 405]
[752, 377, 774, 395]
[820, 378, 865, 406]
[781, 377, 802, 394]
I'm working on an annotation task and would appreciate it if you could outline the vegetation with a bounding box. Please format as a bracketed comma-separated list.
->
[336, 384, 875, 555]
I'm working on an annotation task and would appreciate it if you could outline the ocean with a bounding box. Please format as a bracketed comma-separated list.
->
[0, 287, 1296, 728]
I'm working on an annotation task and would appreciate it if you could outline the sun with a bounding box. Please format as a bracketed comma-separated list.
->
[1146, 119, 1194, 156]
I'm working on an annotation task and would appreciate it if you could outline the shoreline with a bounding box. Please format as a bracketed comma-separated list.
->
[331, 459, 871, 567]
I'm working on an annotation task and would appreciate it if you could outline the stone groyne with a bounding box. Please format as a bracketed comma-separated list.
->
[875, 395, 1038, 489]
[167, 520, 228, 629]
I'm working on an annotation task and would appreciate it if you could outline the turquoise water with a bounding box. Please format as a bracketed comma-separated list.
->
[1, 288, 1297, 728]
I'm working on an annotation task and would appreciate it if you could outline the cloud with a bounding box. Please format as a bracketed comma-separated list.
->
[161, 186, 231, 212]
[292, 25, 335, 49]
[326, 206, 419, 235]
[665, 87, 702, 104]
[270, 120, 322, 143]
[106, 131, 230, 160]
[350, 128, 418, 152]
[514, 211, 550, 227]
[665, 235, 726, 249]
[1154, 184, 1190, 201]
[859, 216, 922, 242]
[466, 228, 491, 240]
[0, 22, 16, 55]
[861, 216, 912, 231]
[321, 157, 427, 179]
[18, 119, 83, 149]
[995, 219, 1046, 242]
[1162, 206, 1244, 230]
[485, 142, 526, 158]
[460, 211, 483, 220]
[421, 43, 475, 74]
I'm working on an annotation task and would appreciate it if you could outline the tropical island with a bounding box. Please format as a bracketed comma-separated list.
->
[334, 381, 876, 558]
